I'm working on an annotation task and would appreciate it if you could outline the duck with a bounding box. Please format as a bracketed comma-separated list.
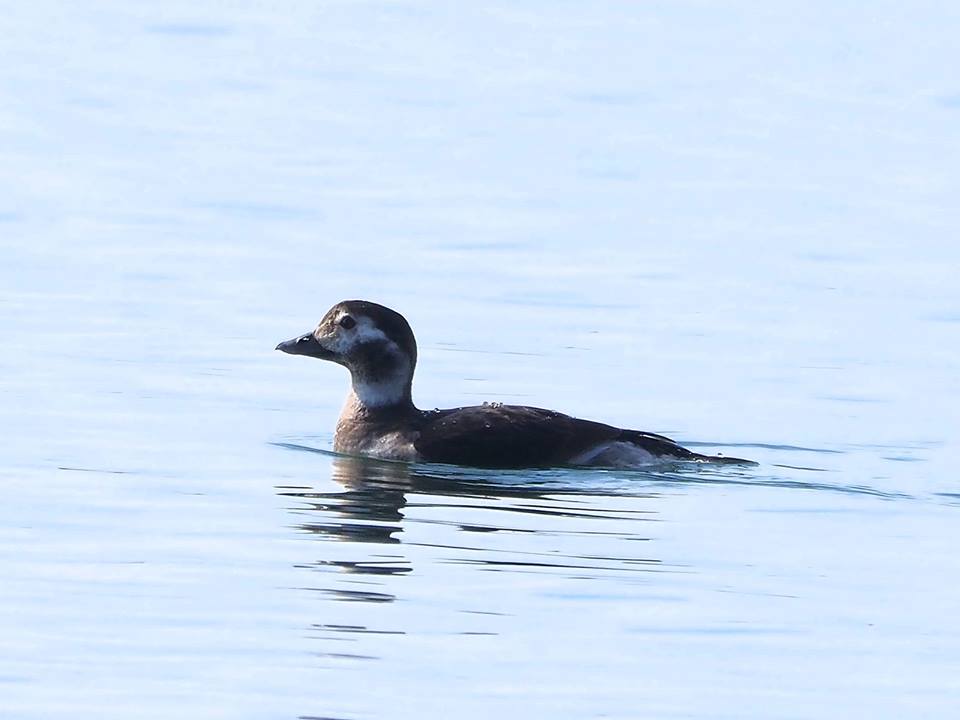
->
[276, 300, 751, 468]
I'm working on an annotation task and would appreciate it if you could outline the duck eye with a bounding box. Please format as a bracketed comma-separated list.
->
[338, 315, 356, 330]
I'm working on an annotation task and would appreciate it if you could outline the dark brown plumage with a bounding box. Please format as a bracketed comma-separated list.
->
[277, 300, 753, 468]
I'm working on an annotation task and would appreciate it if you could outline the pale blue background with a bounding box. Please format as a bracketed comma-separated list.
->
[2, 2, 959, 718]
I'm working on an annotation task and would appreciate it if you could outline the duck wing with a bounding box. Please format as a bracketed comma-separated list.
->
[413, 404, 620, 468]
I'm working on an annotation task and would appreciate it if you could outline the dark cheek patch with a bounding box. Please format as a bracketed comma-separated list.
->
[353, 341, 400, 381]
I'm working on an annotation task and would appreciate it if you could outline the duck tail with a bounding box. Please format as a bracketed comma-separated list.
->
[619, 429, 755, 465]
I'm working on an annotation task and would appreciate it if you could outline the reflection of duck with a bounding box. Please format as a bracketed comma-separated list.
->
[277, 452, 665, 588]
[278, 451, 596, 547]
[279, 454, 411, 546]
[277, 300, 753, 468]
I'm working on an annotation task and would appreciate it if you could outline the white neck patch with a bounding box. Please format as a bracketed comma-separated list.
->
[350, 373, 409, 408]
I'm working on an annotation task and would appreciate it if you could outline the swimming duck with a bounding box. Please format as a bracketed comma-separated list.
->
[277, 300, 750, 468]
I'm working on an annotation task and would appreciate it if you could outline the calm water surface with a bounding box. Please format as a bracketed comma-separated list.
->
[2, 2, 960, 718]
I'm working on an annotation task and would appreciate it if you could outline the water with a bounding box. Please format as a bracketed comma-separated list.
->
[2, 1, 959, 718]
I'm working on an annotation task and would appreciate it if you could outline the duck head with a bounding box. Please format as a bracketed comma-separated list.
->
[277, 300, 417, 409]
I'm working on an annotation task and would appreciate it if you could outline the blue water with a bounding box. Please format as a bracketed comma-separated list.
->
[2, 2, 959, 718]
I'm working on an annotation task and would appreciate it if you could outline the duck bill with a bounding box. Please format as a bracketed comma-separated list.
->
[275, 332, 333, 359]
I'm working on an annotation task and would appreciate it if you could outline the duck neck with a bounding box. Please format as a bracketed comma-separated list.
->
[343, 363, 416, 417]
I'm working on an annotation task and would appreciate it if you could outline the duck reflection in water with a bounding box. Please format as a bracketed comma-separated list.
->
[276, 447, 667, 600]
[277, 451, 607, 547]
